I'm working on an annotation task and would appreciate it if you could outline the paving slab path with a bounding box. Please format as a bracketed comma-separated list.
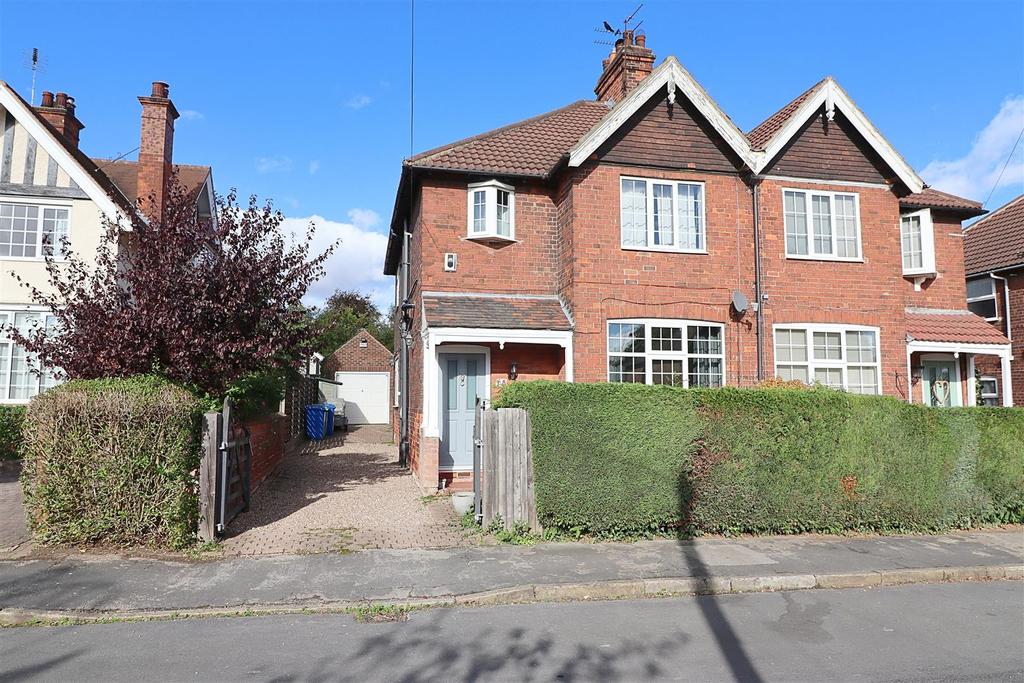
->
[0, 464, 30, 559]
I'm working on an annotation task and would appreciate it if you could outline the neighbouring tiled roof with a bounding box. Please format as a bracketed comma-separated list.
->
[422, 292, 572, 330]
[905, 308, 1009, 345]
[92, 159, 211, 203]
[745, 79, 827, 150]
[963, 194, 1024, 275]
[899, 187, 985, 216]
[406, 101, 610, 178]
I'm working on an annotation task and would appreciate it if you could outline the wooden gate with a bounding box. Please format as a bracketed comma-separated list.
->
[473, 402, 540, 532]
[198, 398, 253, 541]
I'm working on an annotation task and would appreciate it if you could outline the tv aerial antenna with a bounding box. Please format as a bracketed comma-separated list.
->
[24, 48, 46, 104]
[593, 4, 645, 46]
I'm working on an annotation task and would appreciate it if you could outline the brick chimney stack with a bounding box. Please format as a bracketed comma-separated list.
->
[137, 81, 179, 221]
[594, 30, 655, 104]
[35, 91, 85, 148]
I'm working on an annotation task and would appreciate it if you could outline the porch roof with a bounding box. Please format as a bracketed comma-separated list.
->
[905, 308, 1009, 346]
[422, 292, 573, 331]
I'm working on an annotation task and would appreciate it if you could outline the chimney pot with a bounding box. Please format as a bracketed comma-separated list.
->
[151, 81, 169, 99]
[35, 91, 83, 148]
[636, 34, 646, 47]
[55, 92, 68, 108]
[40, 91, 54, 107]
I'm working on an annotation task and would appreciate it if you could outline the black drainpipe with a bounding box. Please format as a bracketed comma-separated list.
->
[750, 175, 766, 381]
[398, 226, 412, 468]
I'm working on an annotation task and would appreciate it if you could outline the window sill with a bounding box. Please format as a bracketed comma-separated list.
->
[786, 254, 864, 264]
[621, 245, 708, 255]
[464, 233, 517, 245]
[903, 270, 937, 279]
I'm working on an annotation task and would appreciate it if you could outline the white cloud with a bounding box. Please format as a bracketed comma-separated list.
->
[308, 160, 321, 175]
[345, 94, 372, 110]
[180, 109, 204, 121]
[346, 208, 381, 230]
[921, 96, 1024, 204]
[255, 155, 293, 174]
[283, 213, 392, 312]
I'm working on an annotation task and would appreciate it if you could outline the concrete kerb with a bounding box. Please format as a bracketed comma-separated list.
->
[2, 564, 1021, 627]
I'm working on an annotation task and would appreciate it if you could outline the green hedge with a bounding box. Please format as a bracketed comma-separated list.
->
[21, 375, 204, 548]
[495, 381, 1024, 537]
[0, 405, 26, 461]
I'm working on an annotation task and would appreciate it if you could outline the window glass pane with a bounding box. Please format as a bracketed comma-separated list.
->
[845, 330, 876, 363]
[651, 358, 684, 386]
[811, 195, 833, 255]
[812, 331, 842, 360]
[677, 183, 703, 250]
[0, 202, 40, 258]
[446, 360, 459, 409]
[651, 326, 682, 352]
[687, 325, 722, 355]
[652, 184, 674, 246]
[968, 299, 997, 319]
[496, 190, 511, 237]
[775, 329, 807, 363]
[620, 179, 647, 247]
[465, 359, 478, 407]
[608, 323, 645, 353]
[847, 366, 877, 394]
[814, 367, 843, 389]
[901, 215, 923, 269]
[472, 191, 486, 232]
[777, 365, 809, 383]
[784, 191, 808, 255]
[609, 355, 646, 383]
[834, 195, 858, 258]
[688, 357, 723, 388]
[966, 279, 994, 300]
[42, 207, 70, 258]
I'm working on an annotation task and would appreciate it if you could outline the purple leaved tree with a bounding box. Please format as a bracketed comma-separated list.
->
[6, 177, 335, 396]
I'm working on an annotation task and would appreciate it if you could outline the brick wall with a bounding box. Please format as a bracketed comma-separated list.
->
[974, 269, 1023, 405]
[322, 330, 392, 376]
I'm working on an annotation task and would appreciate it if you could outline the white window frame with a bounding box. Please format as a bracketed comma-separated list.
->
[0, 307, 59, 404]
[0, 199, 72, 262]
[900, 208, 936, 276]
[606, 318, 726, 387]
[465, 180, 515, 241]
[966, 277, 998, 322]
[979, 376, 999, 406]
[782, 188, 862, 262]
[619, 176, 708, 254]
[772, 323, 882, 395]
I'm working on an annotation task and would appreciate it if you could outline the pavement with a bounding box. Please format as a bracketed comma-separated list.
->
[0, 527, 1020, 622]
[1, 582, 1021, 682]
[0, 464, 29, 559]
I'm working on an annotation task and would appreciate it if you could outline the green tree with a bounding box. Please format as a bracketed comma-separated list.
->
[313, 289, 393, 355]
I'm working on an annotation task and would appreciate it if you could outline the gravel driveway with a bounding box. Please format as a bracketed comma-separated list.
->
[220, 426, 477, 556]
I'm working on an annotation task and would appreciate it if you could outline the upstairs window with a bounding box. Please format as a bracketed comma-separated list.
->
[466, 181, 515, 241]
[900, 209, 935, 276]
[620, 177, 706, 252]
[0, 203, 71, 260]
[783, 189, 861, 260]
[967, 278, 998, 321]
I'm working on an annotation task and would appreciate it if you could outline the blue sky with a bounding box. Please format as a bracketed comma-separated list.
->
[2, 0, 1023, 309]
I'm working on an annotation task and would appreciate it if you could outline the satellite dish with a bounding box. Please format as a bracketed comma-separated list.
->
[731, 290, 749, 314]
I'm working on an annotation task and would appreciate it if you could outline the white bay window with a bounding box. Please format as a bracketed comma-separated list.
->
[608, 319, 725, 387]
[774, 325, 881, 394]
[466, 180, 514, 241]
[783, 189, 861, 260]
[900, 208, 935, 276]
[0, 310, 59, 402]
[620, 177, 706, 252]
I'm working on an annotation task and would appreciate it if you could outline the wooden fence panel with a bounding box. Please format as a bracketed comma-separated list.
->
[478, 407, 539, 532]
[198, 412, 219, 542]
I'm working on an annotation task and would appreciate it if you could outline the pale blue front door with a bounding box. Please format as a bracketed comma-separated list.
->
[440, 353, 485, 471]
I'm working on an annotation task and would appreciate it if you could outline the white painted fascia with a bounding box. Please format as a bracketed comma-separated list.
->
[906, 340, 1011, 359]
[757, 78, 925, 194]
[0, 82, 130, 227]
[568, 57, 759, 170]
[426, 327, 573, 350]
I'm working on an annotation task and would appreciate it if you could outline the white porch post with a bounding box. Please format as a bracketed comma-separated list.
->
[966, 355, 977, 407]
[1000, 351, 1013, 407]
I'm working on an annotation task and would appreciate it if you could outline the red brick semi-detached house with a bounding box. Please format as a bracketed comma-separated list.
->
[964, 194, 1024, 406]
[384, 32, 1011, 490]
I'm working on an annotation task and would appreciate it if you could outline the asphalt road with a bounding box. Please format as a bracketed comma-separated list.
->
[1, 581, 1022, 682]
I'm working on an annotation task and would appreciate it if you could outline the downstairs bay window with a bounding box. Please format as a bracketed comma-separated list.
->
[607, 319, 724, 387]
[620, 177, 706, 252]
[0, 310, 59, 402]
[773, 325, 881, 394]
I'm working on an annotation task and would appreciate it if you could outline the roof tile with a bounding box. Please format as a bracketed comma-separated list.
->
[899, 187, 985, 216]
[963, 194, 1024, 274]
[745, 79, 826, 150]
[905, 309, 1009, 345]
[422, 293, 572, 331]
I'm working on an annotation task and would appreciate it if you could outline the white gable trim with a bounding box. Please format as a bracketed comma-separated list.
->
[568, 57, 758, 170]
[757, 78, 924, 194]
[0, 82, 129, 225]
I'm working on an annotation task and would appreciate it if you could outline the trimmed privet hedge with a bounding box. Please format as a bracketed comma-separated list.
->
[0, 405, 26, 461]
[495, 381, 1024, 537]
[21, 375, 204, 548]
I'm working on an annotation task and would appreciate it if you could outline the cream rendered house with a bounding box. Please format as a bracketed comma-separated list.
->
[0, 81, 213, 403]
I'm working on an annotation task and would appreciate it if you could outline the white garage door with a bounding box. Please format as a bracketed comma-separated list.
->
[335, 372, 390, 424]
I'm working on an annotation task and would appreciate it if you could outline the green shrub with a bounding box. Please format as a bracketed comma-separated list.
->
[20, 375, 204, 548]
[0, 405, 26, 461]
[496, 381, 1024, 538]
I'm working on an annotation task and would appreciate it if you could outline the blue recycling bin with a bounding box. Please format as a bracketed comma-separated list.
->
[305, 404, 329, 440]
[324, 403, 336, 436]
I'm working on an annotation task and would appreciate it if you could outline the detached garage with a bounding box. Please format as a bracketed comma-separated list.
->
[323, 329, 394, 426]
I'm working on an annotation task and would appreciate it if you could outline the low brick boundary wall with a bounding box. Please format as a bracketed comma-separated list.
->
[243, 414, 289, 489]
